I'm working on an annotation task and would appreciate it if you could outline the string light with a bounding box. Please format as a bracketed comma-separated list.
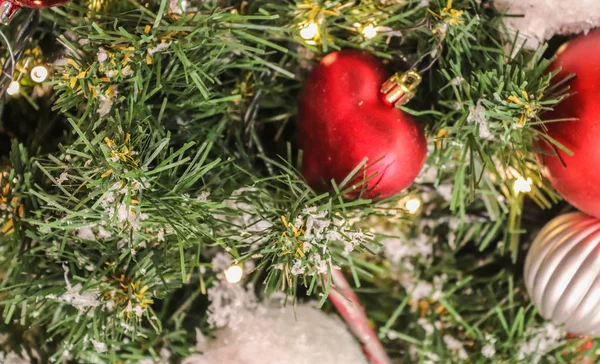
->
[405, 197, 422, 214]
[88, 0, 104, 11]
[361, 24, 378, 40]
[30, 65, 48, 83]
[224, 264, 243, 284]
[299, 22, 319, 40]
[513, 176, 533, 194]
[6, 81, 19, 96]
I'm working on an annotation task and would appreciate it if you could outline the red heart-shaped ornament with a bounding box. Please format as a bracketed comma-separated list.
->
[298, 50, 427, 200]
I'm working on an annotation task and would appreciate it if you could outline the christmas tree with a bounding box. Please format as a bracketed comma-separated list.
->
[1, 0, 599, 362]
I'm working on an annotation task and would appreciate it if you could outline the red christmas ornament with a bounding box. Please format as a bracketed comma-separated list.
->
[9, 0, 68, 7]
[0, 0, 69, 23]
[298, 50, 427, 200]
[536, 30, 600, 218]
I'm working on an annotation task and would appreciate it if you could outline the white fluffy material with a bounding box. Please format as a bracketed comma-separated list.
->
[495, 0, 600, 48]
[184, 303, 367, 364]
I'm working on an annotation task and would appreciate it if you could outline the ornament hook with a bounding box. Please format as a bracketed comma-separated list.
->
[380, 70, 422, 107]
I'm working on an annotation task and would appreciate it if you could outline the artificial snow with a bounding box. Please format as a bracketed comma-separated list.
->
[96, 225, 112, 239]
[302, 207, 330, 239]
[0, 350, 32, 364]
[423, 352, 440, 364]
[496, 0, 600, 49]
[184, 303, 367, 364]
[224, 188, 272, 235]
[211, 252, 232, 272]
[168, 0, 187, 14]
[516, 322, 565, 363]
[121, 65, 134, 77]
[481, 333, 497, 358]
[443, 334, 468, 360]
[106, 203, 148, 230]
[418, 317, 435, 335]
[97, 48, 108, 63]
[147, 42, 171, 55]
[56, 171, 69, 185]
[206, 280, 257, 328]
[61, 283, 100, 309]
[467, 100, 492, 140]
[77, 226, 95, 240]
[450, 76, 465, 86]
[196, 191, 210, 202]
[48, 265, 102, 313]
[97, 95, 113, 117]
[91, 340, 107, 353]
[381, 232, 433, 267]
[290, 259, 305, 275]
[481, 343, 496, 358]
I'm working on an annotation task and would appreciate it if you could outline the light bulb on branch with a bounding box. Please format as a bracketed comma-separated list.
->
[361, 24, 377, 39]
[30, 65, 48, 83]
[224, 264, 243, 284]
[513, 176, 532, 194]
[6, 81, 19, 96]
[405, 197, 422, 214]
[299, 22, 319, 41]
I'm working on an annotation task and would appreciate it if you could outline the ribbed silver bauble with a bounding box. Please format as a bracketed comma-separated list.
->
[525, 212, 600, 336]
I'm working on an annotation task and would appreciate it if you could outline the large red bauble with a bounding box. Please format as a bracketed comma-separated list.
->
[8, 0, 68, 8]
[536, 30, 600, 218]
[298, 50, 427, 200]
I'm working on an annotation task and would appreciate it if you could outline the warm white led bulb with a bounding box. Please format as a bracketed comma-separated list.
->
[6, 81, 19, 96]
[405, 198, 421, 214]
[30, 65, 49, 83]
[224, 264, 243, 284]
[362, 24, 377, 39]
[300, 22, 319, 40]
[513, 176, 533, 194]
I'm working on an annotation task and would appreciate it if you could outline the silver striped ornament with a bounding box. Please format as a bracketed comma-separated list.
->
[525, 212, 600, 336]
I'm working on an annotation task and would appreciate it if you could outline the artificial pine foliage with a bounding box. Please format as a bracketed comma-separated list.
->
[0, 0, 592, 362]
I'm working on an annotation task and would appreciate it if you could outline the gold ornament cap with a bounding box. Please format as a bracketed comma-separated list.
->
[380, 70, 422, 107]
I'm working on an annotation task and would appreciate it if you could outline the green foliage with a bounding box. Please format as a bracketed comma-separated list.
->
[0, 0, 586, 362]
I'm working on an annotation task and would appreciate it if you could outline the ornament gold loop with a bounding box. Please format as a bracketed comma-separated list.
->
[380, 70, 422, 107]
